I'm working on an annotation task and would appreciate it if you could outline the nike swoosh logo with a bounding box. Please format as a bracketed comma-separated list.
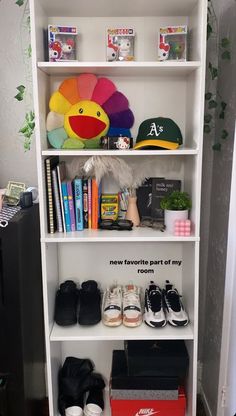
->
[135, 411, 159, 416]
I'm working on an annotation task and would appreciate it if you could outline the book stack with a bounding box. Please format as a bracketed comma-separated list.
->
[137, 178, 181, 224]
[45, 156, 101, 234]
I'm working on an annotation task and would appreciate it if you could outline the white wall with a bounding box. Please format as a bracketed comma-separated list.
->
[0, 0, 37, 188]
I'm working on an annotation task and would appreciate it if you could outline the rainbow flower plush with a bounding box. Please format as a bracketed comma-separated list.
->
[46, 74, 134, 149]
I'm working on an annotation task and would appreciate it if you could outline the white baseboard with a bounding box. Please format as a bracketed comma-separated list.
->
[200, 385, 213, 416]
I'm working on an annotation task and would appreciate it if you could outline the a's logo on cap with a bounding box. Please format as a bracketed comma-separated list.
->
[147, 122, 164, 137]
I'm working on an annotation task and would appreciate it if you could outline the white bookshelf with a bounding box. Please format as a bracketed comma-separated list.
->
[43, 228, 199, 243]
[38, 61, 201, 76]
[50, 322, 194, 342]
[30, 0, 207, 415]
[42, 147, 199, 156]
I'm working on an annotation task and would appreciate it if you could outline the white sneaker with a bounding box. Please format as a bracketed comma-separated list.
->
[65, 406, 83, 416]
[84, 403, 103, 416]
[123, 285, 142, 327]
[102, 286, 122, 327]
[163, 280, 189, 327]
[144, 281, 167, 328]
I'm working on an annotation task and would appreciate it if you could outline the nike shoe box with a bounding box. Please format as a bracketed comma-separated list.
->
[125, 340, 189, 381]
[110, 350, 179, 400]
[110, 387, 186, 416]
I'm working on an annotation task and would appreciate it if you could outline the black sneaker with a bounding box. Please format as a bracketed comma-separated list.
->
[65, 395, 84, 416]
[84, 388, 104, 416]
[78, 280, 101, 325]
[58, 357, 94, 416]
[144, 281, 167, 328]
[54, 280, 79, 326]
[84, 373, 105, 416]
[163, 280, 189, 327]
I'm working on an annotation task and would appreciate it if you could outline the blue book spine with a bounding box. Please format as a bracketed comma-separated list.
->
[61, 182, 71, 232]
[73, 178, 84, 231]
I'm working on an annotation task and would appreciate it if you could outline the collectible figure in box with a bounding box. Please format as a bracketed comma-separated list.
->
[107, 28, 135, 61]
[100, 136, 133, 150]
[158, 26, 187, 61]
[48, 25, 77, 62]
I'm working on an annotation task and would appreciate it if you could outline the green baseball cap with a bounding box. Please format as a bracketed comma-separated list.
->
[134, 117, 183, 150]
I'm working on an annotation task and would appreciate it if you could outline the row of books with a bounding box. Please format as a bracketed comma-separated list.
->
[45, 156, 100, 234]
[45, 156, 183, 233]
[137, 178, 181, 222]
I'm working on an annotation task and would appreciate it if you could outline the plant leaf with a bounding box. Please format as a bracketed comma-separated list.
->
[212, 143, 221, 151]
[204, 114, 213, 123]
[208, 99, 217, 109]
[221, 38, 230, 48]
[208, 62, 218, 79]
[29, 122, 35, 129]
[17, 85, 25, 93]
[221, 129, 229, 139]
[28, 44, 32, 58]
[221, 101, 227, 110]
[222, 50, 231, 60]
[204, 124, 211, 133]
[14, 92, 23, 101]
[207, 23, 213, 40]
[219, 111, 225, 119]
[211, 67, 218, 79]
[205, 92, 212, 100]
[15, 0, 25, 5]
[19, 126, 27, 134]
[30, 111, 35, 120]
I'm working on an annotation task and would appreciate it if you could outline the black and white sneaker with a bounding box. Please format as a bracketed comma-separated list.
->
[144, 281, 167, 328]
[163, 280, 189, 327]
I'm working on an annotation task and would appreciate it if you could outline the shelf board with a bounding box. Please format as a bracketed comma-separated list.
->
[38, 0, 198, 18]
[42, 147, 198, 156]
[43, 228, 199, 243]
[38, 61, 201, 76]
[50, 322, 194, 341]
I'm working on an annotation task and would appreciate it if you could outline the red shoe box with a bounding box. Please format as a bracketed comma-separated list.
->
[110, 387, 186, 416]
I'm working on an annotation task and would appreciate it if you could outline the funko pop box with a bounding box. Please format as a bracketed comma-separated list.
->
[107, 28, 135, 62]
[158, 25, 187, 61]
[48, 25, 78, 62]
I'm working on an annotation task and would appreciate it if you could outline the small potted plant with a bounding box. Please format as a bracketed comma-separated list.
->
[160, 190, 192, 233]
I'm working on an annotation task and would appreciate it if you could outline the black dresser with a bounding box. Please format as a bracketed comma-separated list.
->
[0, 205, 45, 416]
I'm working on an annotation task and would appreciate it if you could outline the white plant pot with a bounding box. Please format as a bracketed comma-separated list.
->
[164, 209, 188, 234]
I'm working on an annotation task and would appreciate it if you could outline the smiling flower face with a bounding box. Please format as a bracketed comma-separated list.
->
[64, 100, 109, 141]
[46, 74, 134, 149]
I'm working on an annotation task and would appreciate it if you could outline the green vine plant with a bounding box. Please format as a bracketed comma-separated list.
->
[204, 0, 231, 151]
[13, 0, 35, 151]
[19, 111, 35, 151]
